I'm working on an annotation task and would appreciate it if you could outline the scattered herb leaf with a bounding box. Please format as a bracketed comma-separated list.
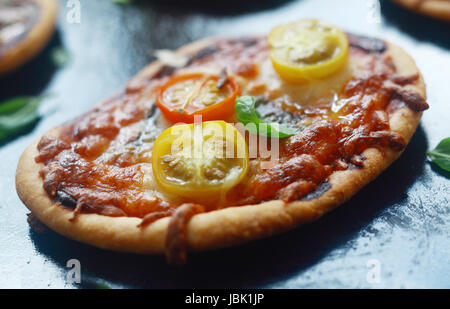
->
[76, 277, 113, 289]
[0, 96, 44, 141]
[51, 47, 70, 67]
[427, 137, 450, 172]
[93, 282, 112, 289]
[0, 97, 30, 114]
[235, 95, 299, 138]
[112, 0, 132, 5]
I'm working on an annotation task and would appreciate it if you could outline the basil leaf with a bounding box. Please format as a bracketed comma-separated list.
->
[0, 96, 43, 141]
[112, 0, 132, 5]
[0, 97, 30, 114]
[77, 277, 112, 289]
[51, 47, 70, 67]
[235, 95, 298, 138]
[427, 137, 450, 172]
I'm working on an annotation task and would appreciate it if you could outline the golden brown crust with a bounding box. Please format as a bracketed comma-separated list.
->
[0, 0, 58, 75]
[393, 0, 450, 21]
[16, 38, 426, 254]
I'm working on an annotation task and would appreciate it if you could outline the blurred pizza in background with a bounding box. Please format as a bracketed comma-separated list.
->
[392, 0, 450, 21]
[0, 0, 58, 75]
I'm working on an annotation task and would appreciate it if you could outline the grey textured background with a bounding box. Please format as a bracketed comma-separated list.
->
[0, 0, 449, 288]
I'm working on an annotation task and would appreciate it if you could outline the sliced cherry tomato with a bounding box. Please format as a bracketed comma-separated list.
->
[268, 19, 349, 83]
[152, 121, 248, 200]
[156, 73, 241, 123]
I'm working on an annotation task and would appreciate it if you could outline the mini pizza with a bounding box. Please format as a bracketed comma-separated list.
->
[16, 19, 428, 265]
[0, 0, 58, 75]
[392, 0, 450, 21]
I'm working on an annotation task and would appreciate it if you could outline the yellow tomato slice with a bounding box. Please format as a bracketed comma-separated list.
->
[268, 19, 349, 83]
[152, 121, 249, 200]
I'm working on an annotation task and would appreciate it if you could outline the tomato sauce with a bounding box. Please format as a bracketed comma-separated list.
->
[36, 35, 427, 219]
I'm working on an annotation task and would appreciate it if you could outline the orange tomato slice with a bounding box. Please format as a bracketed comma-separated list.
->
[156, 73, 241, 123]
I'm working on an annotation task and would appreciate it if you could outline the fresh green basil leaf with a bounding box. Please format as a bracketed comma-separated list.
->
[51, 47, 70, 67]
[94, 282, 112, 289]
[112, 0, 132, 5]
[0, 96, 43, 141]
[427, 137, 450, 172]
[0, 97, 30, 114]
[235, 95, 298, 138]
[76, 277, 113, 289]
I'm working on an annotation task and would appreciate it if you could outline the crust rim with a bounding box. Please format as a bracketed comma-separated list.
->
[392, 0, 450, 21]
[0, 0, 58, 75]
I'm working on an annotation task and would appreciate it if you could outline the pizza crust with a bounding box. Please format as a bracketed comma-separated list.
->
[0, 0, 58, 75]
[16, 38, 426, 254]
[392, 0, 450, 21]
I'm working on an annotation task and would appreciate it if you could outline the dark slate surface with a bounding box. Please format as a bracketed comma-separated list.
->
[0, 0, 449, 288]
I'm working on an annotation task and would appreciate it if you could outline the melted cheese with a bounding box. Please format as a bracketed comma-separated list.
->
[244, 57, 355, 108]
[178, 53, 358, 113]
[104, 43, 373, 206]
[138, 51, 359, 202]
